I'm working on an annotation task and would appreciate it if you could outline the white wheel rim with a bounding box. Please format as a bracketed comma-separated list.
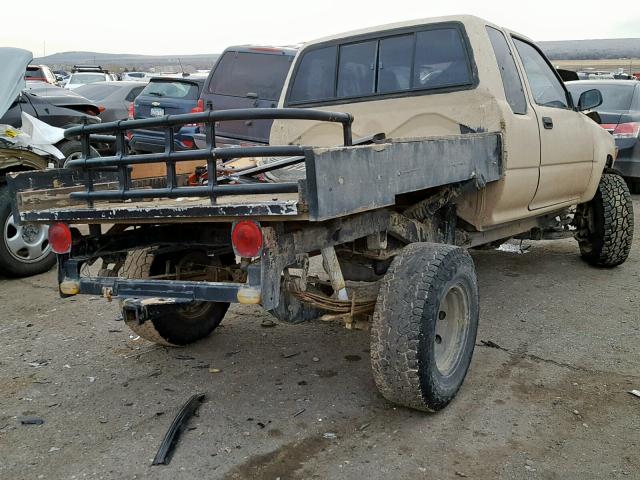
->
[3, 215, 51, 264]
[63, 151, 83, 167]
[434, 284, 470, 376]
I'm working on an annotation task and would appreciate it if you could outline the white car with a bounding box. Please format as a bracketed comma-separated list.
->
[64, 72, 113, 90]
[121, 72, 151, 82]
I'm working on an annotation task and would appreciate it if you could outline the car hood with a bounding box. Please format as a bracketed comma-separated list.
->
[0, 47, 32, 119]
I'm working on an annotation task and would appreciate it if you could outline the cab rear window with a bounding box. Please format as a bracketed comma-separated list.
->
[287, 24, 473, 105]
[141, 80, 200, 100]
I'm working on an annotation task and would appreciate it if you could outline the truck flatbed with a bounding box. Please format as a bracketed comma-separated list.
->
[8, 108, 502, 226]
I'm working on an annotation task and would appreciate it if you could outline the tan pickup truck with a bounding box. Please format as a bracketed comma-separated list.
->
[9, 15, 633, 412]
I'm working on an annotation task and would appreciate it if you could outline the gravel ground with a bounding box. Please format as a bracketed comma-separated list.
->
[0, 198, 638, 480]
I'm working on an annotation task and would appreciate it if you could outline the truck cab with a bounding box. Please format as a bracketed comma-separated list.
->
[270, 15, 614, 230]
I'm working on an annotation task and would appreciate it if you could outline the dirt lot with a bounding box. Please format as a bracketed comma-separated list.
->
[1, 198, 639, 480]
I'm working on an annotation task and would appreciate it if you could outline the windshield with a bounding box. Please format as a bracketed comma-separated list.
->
[69, 73, 106, 85]
[566, 83, 635, 111]
[141, 80, 199, 99]
[208, 51, 292, 100]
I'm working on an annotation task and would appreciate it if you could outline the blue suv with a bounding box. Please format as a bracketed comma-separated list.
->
[129, 77, 205, 153]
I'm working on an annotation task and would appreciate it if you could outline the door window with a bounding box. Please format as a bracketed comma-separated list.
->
[486, 27, 527, 114]
[513, 38, 568, 109]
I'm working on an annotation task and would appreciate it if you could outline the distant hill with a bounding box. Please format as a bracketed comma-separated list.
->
[538, 38, 640, 60]
[33, 38, 640, 71]
[33, 51, 220, 72]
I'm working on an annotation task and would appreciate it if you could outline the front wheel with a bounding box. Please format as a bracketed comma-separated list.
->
[576, 173, 634, 267]
[0, 185, 55, 277]
[371, 243, 479, 412]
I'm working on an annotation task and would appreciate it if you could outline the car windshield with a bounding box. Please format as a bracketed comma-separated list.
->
[69, 73, 106, 85]
[566, 83, 636, 111]
[128, 72, 145, 78]
[75, 83, 120, 100]
[208, 51, 292, 100]
[141, 80, 199, 99]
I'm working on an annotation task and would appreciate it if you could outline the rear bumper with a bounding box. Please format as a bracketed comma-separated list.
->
[59, 258, 263, 305]
[130, 128, 198, 153]
[74, 276, 261, 305]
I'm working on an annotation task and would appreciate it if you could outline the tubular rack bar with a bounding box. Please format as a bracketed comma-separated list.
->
[63, 108, 353, 205]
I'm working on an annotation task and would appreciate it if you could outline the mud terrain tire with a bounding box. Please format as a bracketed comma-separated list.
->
[371, 243, 479, 412]
[578, 173, 634, 267]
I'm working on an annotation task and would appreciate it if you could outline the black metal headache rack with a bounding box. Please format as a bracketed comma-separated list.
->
[63, 108, 354, 207]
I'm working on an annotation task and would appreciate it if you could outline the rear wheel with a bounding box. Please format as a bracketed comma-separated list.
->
[371, 243, 479, 412]
[0, 185, 55, 277]
[121, 249, 230, 346]
[576, 173, 634, 267]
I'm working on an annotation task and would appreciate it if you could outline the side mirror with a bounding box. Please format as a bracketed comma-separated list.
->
[577, 89, 603, 111]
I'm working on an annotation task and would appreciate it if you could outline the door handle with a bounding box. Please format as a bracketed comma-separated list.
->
[542, 117, 553, 129]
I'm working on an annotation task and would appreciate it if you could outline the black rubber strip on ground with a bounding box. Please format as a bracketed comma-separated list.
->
[152, 393, 206, 466]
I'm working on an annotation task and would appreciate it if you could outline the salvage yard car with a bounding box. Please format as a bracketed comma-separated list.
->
[1, 48, 69, 277]
[128, 77, 206, 153]
[75, 81, 145, 123]
[9, 16, 633, 412]
[566, 80, 640, 193]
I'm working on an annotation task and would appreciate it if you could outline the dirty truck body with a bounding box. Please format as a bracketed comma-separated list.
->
[8, 16, 633, 412]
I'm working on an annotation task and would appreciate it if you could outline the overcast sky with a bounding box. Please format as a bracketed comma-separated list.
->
[3, 0, 638, 57]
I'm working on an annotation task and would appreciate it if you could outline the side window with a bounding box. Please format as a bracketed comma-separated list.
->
[377, 35, 413, 94]
[513, 38, 568, 109]
[413, 28, 472, 89]
[289, 46, 337, 103]
[337, 41, 377, 98]
[486, 27, 527, 114]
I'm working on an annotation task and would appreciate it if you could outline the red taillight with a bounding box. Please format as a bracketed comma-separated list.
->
[98, 105, 105, 113]
[181, 139, 194, 149]
[48, 223, 72, 254]
[128, 102, 135, 120]
[612, 122, 640, 139]
[188, 99, 205, 127]
[231, 221, 263, 258]
[191, 99, 204, 114]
